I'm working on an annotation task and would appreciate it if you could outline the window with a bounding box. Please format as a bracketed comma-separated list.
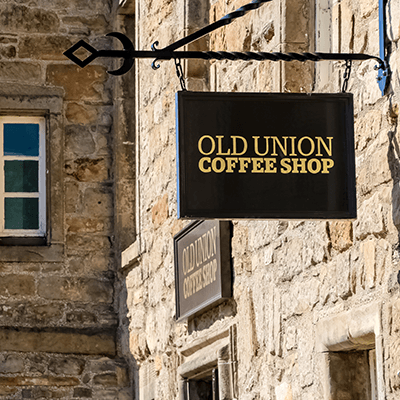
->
[317, 303, 385, 400]
[186, 368, 219, 400]
[0, 116, 46, 239]
[329, 348, 378, 400]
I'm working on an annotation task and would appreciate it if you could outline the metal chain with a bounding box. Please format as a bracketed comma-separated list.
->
[174, 58, 187, 91]
[342, 59, 352, 93]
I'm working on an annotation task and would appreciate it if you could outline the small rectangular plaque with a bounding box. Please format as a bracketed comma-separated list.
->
[174, 220, 232, 321]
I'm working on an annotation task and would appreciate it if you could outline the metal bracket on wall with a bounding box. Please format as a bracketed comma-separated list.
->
[377, 0, 391, 95]
[64, 0, 391, 95]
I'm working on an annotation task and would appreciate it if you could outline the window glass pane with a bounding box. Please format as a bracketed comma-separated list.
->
[4, 123, 39, 156]
[5, 161, 38, 192]
[5, 198, 39, 229]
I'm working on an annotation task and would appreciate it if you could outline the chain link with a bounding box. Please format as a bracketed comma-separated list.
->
[342, 59, 352, 93]
[174, 58, 187, 91]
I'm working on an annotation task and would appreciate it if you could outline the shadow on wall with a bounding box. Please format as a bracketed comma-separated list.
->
[117, 272, 140, 399]
[387, 100, 400, 248]
[386, 99, 400, 393]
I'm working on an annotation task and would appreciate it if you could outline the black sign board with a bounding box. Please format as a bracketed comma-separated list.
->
[176, 91, 356, 219]
[174, 220, 232, 321]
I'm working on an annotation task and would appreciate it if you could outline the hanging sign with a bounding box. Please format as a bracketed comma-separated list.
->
[176, 91, 356, 219]
[174, 220, 232, 321]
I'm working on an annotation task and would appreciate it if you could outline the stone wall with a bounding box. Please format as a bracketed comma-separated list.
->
[119, 0, 400, 399]
[0, 1, 133, 398]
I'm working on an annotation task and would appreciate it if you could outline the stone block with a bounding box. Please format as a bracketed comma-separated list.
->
[88, 358, 118, 373]
[67, 254, 111, 276]
[66, 311, 97, 325]
[0, 45, 16, 59]
[152, 194, 169, 228]
[0, 302, 65, 326]
[65, 158, 110, 183]
[92, 389, 119, 400]
[38, 0, 111, 13]
[49, 357, 86, 375]
[65, 181, 81, 214]
[354, 193, 385, 240]
[0, 244, 64, 263]
[66, 103, 99, 125]
[0, 274, 36, 297]
[285, 326, 297, 350]
[73, 387, 93, 398]
[38, 276, 113, 303]
[30, 303, 65, 324]
[0, 354, 25, 373]
[65, 125, 96, 157]
[0, 36, 17, 44]
[82, 187, 114, 217]
[0, 327, 116, 356]
[363, 239, 376, 289]
[0, 61, 41, 83]
[46, 65, 107, 101]
[275, 382, 292, 400]
[0, 376, 79, 386]
[336, 251, 352, 299]
[283, 0, 311, 44]
[0, 386, 18, 395]
[19, 35, 73, 60]
[340, 1, 354, 52]
[93, 373, 118, 386]
[328, 220, 353, 252]
[387, 0, 400, 42]
[62, 16, 109, 34]
[0, 4, 59, 33]
[66, 234, 112, 255]
[66, 217, 111, 234]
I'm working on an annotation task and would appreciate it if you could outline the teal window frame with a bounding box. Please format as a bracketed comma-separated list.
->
[0, 116, 46, 237]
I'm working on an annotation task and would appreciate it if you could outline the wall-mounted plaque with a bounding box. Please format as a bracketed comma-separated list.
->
[174, 220, 232, 321]
[176, 91, 356, 219]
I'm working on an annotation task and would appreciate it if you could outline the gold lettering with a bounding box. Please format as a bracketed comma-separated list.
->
[307, 158, 322, 174]
[292, 158, 307, 173]
[289, 137, 297, 156]
[271, 137, 288, 156]
[298, 136, 315, 156]
[198, 135, 215, 155]
[199, 157, 211, 173]
[238, 157, 251, 173]
[316, 137, 333, 156]
[264, 158, 277, 173]
[321, 158, 335, 173]
[253, 136, 270, 156]
[251, 158, 264, 173]
[216, 136, 231, 156]
[232, 136, 248, 156]
[211, 157, 226, 173]
[226, 157, 239, 173]
[280, 158, 292, 174]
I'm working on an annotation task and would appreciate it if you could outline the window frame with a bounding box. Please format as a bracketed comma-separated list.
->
[0, 116, 46, 238]
[0, 84, 64, 261]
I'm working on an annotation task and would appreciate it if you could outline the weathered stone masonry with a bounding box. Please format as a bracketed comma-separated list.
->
[0, 1, 134, 399]
[119, 0, 400, 399]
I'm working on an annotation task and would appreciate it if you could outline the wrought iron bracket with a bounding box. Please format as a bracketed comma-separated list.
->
[377, 0, 391, 95]
[64, 0, 390, 94]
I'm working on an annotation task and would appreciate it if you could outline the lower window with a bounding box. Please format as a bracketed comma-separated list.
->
[186, 368, 219, 400]
[0, 116, 46, 241]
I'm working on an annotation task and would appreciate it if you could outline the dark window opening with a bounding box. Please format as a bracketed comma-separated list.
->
[187, 368, 219, 400]
[329, 349, 377, 400]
